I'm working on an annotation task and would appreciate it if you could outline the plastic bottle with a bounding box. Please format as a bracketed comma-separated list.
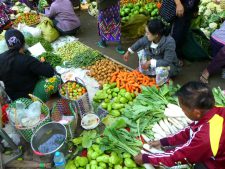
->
[53, 151, 66, 169]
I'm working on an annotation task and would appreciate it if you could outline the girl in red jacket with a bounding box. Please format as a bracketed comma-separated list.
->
[135, 81, 225, 169]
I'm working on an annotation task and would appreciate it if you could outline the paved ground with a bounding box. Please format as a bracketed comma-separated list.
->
[76, 9, 224, 88]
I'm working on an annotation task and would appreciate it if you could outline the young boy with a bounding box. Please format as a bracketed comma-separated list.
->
[134, 81, 225, 168]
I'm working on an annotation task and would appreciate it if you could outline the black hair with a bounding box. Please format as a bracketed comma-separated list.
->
[0, 29, 25, 80]
[176, 81, 215, 110]
[147, 18, 170, 36]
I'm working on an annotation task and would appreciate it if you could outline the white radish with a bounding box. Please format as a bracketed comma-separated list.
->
[177, 117, 188, 126]
[171, 125, 179, 133]
[142, 134, 151, 143]
[144, 164, 155, 169]
[168, 118, 184, 130]
[154, 133, 164, 140]
[143, 144, 164, 154]
[171, 117, 186, 128]
[163, 118, 176, 134]
[184, 116, 193, 124]
[152, 123, 167, 137]
[141, 149, 152, 155]
[159, 119, 171, 135]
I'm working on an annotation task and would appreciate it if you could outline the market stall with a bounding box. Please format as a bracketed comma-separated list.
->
[0, 0, 225, 169]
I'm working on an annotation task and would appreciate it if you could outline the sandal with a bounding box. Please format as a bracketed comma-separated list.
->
[97, 41, 107, 48]
[200, 74, 209, 84]
[116, 46, 125, 55]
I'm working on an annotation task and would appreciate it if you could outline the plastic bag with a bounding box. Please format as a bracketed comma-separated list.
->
[37, 18, 59, 42]
[137, 49, 151, 75]
[0, 40, 8, 54]
[21, 101, 42, 127]
[8, 101, 26, 124]
[156, 67, 169, 86]
[121, 14, 148, 39]
[18, 23, 42, 38]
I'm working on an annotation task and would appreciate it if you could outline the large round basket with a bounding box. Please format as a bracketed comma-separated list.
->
[7, 95, 51, 142]
[58, 77, 91, 118]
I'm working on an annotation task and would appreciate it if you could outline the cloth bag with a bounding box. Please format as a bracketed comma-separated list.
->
[37, 18, 59, 42]
[121, 14, 148, 39]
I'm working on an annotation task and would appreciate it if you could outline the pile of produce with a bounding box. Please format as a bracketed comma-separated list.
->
[120, 2, 159, 22]
[86, 59, 128, 85]
[13, 13, 40, 26]
[93, 83, 136, 117]
[11, 1, 32, 14]
[56, 41, 99, 63]
[26, 36, 53, 52]
[110, 70, 156, 93]
[38, 52, 62, 67]
[193, 0, 225, 37]
[72, 49, 103, 68]
[120, 84, 180, 139]
[66, 143, 144, 169]
[120, 0, 154, 6]
[59, 81, 87, 100]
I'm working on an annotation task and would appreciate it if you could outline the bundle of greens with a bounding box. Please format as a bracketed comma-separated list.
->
[120, 83, 180, 139]
[213, 87, 225, 107]
[72, 49, 103, 68]
[99, 127, 142, 156]
[38, 52, 62, 67]
[26, 36, 53, 52]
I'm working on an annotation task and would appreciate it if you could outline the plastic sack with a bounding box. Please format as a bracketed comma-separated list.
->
[20, 101, 42, 127]
[0, 40, 8, 54]
[37, 18, 59, 42]
[121, 14, 148, 39]
[18, 23, 42, 38]
[137, 49, 151, 75]
[156, 67, 169, 86]
[8, 101, 26, 124]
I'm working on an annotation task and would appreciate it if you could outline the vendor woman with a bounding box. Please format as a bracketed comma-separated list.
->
[123, 19, 181, 77]
[0, 29, 55, 101]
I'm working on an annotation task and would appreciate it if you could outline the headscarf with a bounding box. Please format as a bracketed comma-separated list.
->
[5, 28, 25, 49]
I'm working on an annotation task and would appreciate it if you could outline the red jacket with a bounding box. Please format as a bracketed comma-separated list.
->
[142, 107, 225, 169]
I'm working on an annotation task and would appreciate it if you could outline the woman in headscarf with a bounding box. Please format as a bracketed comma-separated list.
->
[0, 29, 55, 101]
[97, 0, 125, 54]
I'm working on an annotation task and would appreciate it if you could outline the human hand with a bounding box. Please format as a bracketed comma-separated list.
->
[40, 57, 45, 62]
[141, 60, 151, 70]
[134, 153, 144, 166]
[176, 3, 184, 17]
[123, 51, 130, 62]
[149, 140, 161, 149]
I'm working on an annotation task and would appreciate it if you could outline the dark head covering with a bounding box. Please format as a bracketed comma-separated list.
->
[5, 29, 25, 49]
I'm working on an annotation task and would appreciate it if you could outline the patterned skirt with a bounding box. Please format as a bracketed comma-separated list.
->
[98, 2, 121, 42]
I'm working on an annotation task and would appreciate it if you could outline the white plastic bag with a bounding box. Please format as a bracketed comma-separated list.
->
[156, 67, 170, 86]
[0, 40, 8, 54]
[21, 101, 42, 127]
[18, 23, 42, 38]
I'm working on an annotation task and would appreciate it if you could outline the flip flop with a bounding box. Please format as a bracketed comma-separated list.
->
[116, 47, 125, 55]
[97, 41, 107, 48]
[200, 75, 208, 84]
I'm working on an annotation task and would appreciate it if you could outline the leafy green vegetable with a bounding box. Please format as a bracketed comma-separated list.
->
[71, 49, 103, 68]
[38, 52, 62, 67]
[99, 127, 142, 156]
[72, 130, 98, 148]
[213, 87, 225, 106]
[26, 36, 53, 52]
